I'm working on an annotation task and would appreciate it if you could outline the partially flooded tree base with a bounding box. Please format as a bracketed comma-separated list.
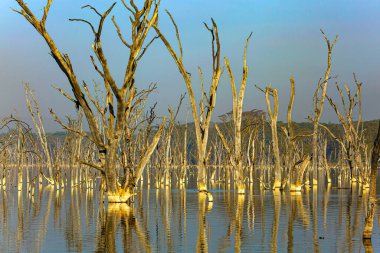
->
[363, 182, 370, 189]
[237, 183, 245, 194]
[198, 182, 213, 202]
[273, 180, 281, 189]
[198, 182, 208, 192]
[363, 122, 380, 240]
[107, 188, 135, 203]
[290, 184, 302, 192]
[363, 200, 375, 239]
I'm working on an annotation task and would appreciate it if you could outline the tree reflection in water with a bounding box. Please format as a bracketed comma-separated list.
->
[0, 183, 379, 252]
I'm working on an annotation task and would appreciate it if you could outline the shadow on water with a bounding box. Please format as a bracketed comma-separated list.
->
[0, 181, 379, 252]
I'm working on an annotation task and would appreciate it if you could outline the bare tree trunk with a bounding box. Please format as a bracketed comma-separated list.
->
[215, 34, 252, 193]
[363, 122, 380, 239]
[15, 0, 164, 203]
[325, 77, 365, 187]
[323, 138, 332, 184]
[281, 77, 296, 189]
[310, 31, 338, 186]
[24, 84, 54, 184]
[155, 17, 222, 199]
[262, 86, 281, 189]
[291, 155, 311, 191]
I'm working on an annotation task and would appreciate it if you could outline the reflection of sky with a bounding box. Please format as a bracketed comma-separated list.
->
[0, 1, 379, 130]
[1, 186, 379, 252]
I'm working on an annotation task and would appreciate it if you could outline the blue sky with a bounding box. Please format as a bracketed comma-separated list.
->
[1, 0, 379, 130]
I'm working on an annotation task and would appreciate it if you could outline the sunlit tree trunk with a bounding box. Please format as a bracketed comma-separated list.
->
[24, 84, 54, 184]
[310, 31, 338, 186]
[290, 155, 311, 191]
[260, 85, 281, 189]
[215, 34, 252, 193]
[155, 16, 222, 198]
[325, 77, 365, 186]
[15, 0, 165, 203]
[363, 122, 380, 239]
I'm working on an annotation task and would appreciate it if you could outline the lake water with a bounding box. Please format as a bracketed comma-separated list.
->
[0, 181, 379, 253]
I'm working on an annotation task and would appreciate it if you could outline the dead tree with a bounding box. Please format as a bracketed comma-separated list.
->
[282, 77, 314, 190]
[309, 31, 338, 185]
[363, 121, 380, 239]
[325, 77, 366, 185]
[155, 14, 222, 197]
[162, 94, 185, 186]
[281, 77, 295, 189]
[290, 155, 312, 191]
[24, 84, 54, 185]
[215, 33, 252, 194]
[0, 116, 32, 189]
[256, 85, 281, 188]
[15, 0, 166, 203]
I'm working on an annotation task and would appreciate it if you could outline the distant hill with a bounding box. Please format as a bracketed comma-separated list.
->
[37, 118, 379, 165]
[173, 117, 380, 164]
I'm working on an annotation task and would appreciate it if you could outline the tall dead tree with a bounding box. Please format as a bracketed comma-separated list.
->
[281, 77, 295, 189]
[266, 86, 281, 189]
[154, 14, 222, 197]
[256, 85, 281, 188]
[282, 77, 314, 190]
[215, 33, 252, 194]
[363, 121, 380, 239]
[325, 77, 366, 185]
[24, 84, 54, 185]
[162, 94, 185, 186]
[309, 31, 338, 185]
[15, 0, 166, 203]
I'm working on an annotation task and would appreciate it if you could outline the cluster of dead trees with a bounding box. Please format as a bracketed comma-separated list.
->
[3, 0, 376, 224]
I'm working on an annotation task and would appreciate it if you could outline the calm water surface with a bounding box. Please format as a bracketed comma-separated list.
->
[0, 181, 379, 253]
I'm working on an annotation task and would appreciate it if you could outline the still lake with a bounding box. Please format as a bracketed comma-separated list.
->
[0, 180, 379, 253]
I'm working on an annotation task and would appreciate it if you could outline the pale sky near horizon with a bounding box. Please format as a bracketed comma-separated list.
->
[0, 0, 379, 131]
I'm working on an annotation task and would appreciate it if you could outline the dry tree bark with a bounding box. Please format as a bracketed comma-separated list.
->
[256, 84, 281, 189]
[290, 155, 312, 191]
[15, 0, 166, 203]
[325, 76, 366, 186]
[309, 31, 338, 185]
[322, 138, 332, 183]
[0, 116, 31, 189]
[281, 77, 295, 189]
[162, 94, 185, 186]
[246, 125, 259, 184]
[215, 33, 252, 194]
[24, 84, 55, 185]
[266, 86, 282, 189]
[362, 121, 380, 239]
[155, 14, 222, 198]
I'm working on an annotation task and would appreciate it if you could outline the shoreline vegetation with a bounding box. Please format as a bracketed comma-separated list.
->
[1, 0, 378, 244]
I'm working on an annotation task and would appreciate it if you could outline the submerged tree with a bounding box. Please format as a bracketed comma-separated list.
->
[363, 121, 380, 239]
[256, 84, 282, 189]
[154, 14, 222, 198]
[215, 33, 252, 194]
[14, 0, 166, 203]
[325, 77, 366, 185]
[309, 31, 338, 185]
